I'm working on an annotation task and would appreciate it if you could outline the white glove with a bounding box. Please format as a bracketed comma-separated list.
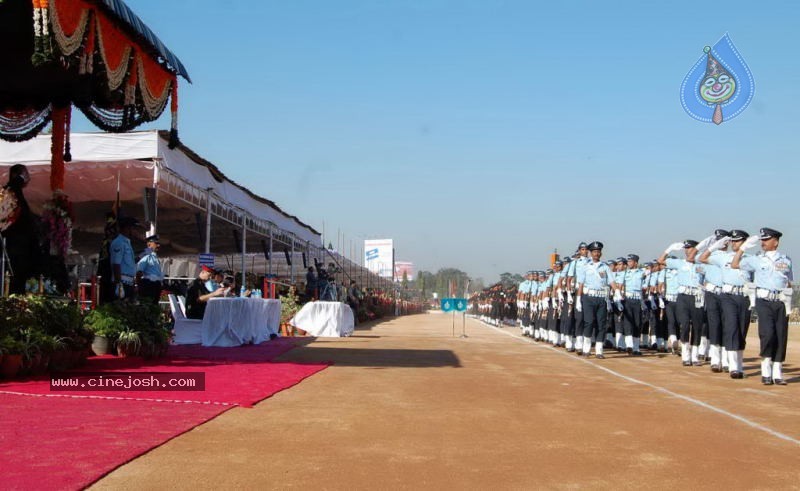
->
[613, 290, 623, 302]
[575, 296, 582, 312]
[658, 296, 665, 309]
[696, 235, 715, 252]
[708, 236, 730, 252]
[567, 291, 574, 305]
[741, 235, 760, 250]
[606, 298, 613, 312]
[664, 241, 684, 254]
[615, 300, 624, 311]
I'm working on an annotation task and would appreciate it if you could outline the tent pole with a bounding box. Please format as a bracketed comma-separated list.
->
[241, 218, 247, 293]
[268, 228, 273, 277]
[204, 188, 212, 254]
[150, 162, 160, 237]
[290, 238, 295, 285]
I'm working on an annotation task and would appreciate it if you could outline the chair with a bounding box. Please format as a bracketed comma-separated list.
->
[168, 294, 203, 345]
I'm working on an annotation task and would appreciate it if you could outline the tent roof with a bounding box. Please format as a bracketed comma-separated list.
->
[0, 130, 321, 247]
[96, 0, 191, 82]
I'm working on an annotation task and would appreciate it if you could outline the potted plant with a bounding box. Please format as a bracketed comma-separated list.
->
[279, 287, 302, 336]
[83, 305, 125, 355]
[116, 329, 141, 358]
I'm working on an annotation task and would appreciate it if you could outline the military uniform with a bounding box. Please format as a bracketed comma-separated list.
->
[734, 228, 793, 385]
[576, 242, 617, 358]
[621, 254, 645, 355]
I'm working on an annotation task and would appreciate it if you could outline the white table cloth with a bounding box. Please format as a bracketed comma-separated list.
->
[201, 297, 281, 347]
[291, 301, 354, 337]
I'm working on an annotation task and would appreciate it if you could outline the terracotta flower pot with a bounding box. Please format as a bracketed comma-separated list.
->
[1, 354, 23, 379]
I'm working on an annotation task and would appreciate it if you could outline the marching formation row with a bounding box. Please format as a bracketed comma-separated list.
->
[469, 228, 793, 386]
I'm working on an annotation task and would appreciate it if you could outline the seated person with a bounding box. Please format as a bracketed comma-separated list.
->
[185, 265, 226, 319]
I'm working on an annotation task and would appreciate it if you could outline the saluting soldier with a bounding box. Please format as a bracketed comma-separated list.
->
[696, 229, 731, 372]
[700, 229, 752, 379]
[658, 240, 705, 367]
[732, 228, 793, 385]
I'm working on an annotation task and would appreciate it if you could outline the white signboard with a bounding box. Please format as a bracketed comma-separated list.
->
[364, 239, 394, 279]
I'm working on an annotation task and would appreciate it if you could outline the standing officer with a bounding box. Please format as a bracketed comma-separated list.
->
[661, 263, 681, 354]
[732, 228, 793, 385]
[559, 258, 576, 351]
[110, 216, 139, 301]
[576, 241, 617, 358]
[700, 229, 752, 379]
[136, 234, 164, 305]
[518, 272, 532, 334]
[621, 254, 646, 355]
[658, 240, 705, 367]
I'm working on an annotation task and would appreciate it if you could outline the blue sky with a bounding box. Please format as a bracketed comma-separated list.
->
[74, 0, 800, 282]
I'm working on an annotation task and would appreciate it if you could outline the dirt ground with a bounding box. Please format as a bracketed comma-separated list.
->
[93, 313, 800, 490]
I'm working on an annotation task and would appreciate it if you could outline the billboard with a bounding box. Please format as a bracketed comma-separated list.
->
[365, 239, 394, 279]
[394, 261, 414, 282]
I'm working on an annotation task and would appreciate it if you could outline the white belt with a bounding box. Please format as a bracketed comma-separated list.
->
[756, 288, 781, 302]
[119, 274, 135, 286]
[665, 294, 677, 302]
[624, 292, 641, 300]
[722, 285, 746, 296]
[585, 289, 608, 297]
[678, 286, 701, 295]
[705, 283, 722, 294]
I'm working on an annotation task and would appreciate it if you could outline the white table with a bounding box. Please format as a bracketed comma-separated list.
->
[201, 297, 281, 347]
[291, 301, 354, 337]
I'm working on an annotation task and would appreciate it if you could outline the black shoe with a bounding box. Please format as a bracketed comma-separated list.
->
[577, 351, 583, 356]
[596, 354, 605, 359]
[723, 366, 730, 373]
[774, 379, 787, 386]
[632, 351, 643, 357]
[711, 364, 721, 373]
[693, 361, 702, 367]
[682, 361, 692, 367]
[626, 347, 633, 354]
[567, 348, 575, 353]
[762, 377, 774, 385]
[730, 371, 744, 379]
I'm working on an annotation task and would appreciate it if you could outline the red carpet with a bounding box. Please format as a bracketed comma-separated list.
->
[0, 394, 229, 490]
[0, 339, 328, 489]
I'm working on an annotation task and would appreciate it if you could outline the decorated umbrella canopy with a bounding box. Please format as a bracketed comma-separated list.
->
[0, 0, 190, 192]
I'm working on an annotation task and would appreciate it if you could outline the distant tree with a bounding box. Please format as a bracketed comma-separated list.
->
[499, 272, 524, 289]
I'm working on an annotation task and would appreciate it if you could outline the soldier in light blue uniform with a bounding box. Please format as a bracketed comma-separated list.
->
[732, 228, 793, 385]
[658, 240, 705, 366]
[110, 216, 139, 301]
[661, 265, 681, 354]
[649, 261, 667, 352]
[696, 229, 730, 372]
[518, 272, 534, 336]
[700, 229, 752, 379]
[610, 258, 627, 350]
[570, 243, 591, 352]
[558, 257, 576, 351]
[576, 241, 618, 358]
[136, 234, 164, 304]
[620, 254, 646, 355]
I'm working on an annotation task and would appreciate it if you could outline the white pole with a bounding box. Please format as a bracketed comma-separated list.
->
[204, 188, 212, 254]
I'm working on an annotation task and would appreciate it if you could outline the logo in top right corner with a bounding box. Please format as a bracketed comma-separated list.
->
[680, 33, 755, 125]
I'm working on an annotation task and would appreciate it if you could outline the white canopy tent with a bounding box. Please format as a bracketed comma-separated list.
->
[0, 130, 322, 283]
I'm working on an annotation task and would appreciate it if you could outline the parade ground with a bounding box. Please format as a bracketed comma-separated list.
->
[90, 312, 800, 490]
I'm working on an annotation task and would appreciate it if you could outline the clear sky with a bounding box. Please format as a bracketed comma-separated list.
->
[73, 0, 800, 283]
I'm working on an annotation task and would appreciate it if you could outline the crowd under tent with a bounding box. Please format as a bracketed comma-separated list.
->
[0, 130, 327, 282]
